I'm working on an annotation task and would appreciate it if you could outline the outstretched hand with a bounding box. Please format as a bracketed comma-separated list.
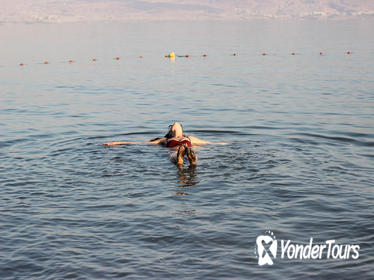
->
[103, 142, 121, 146]
[215, 142, 230, 145]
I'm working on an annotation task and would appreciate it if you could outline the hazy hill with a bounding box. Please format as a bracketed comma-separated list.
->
[2, 0, 374, 23]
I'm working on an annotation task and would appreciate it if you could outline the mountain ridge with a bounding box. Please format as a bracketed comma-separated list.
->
[2, 0, 374, 23]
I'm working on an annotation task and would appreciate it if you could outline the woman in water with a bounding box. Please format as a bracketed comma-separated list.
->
[104, 122, 228, 166]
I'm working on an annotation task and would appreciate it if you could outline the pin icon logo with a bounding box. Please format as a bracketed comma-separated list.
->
[256, 232, 277, 266]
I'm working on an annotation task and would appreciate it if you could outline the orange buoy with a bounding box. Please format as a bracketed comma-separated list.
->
[202, 53, 207, 57]
[69, 59, 73, 64]
[115, 57, 120, 60]
[92, 58, 97, 62]
[44, 61, 49, 64]
[346, 51, 351, 54]
[20, 63, 24, 66]
[262, 53, 267, 56]
[233, 53, 237, 56]
[291, 52, 296, 55]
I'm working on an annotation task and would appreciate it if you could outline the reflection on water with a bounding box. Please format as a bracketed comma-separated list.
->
[176, 165, 199, 192]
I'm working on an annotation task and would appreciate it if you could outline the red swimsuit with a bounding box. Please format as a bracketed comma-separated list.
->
[166, 138, 192, 147]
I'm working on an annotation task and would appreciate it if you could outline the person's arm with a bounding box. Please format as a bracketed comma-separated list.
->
[104, 138, 166, 146]
[188, 136, 229, 146]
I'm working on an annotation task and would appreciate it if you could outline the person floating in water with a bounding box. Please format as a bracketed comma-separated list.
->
[103, 122, 228, 166]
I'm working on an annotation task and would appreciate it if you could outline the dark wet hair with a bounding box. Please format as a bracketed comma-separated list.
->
[150, 137, 161, 142]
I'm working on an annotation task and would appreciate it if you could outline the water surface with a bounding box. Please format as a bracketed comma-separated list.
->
[0, 20, 373, 279]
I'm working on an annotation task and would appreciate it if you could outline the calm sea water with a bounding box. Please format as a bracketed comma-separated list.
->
[0, 20, 373, 279]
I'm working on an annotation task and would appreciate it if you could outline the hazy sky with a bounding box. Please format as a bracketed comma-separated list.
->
[1, 0, 374, 23]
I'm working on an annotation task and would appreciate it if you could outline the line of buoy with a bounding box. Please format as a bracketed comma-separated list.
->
[16, 51, 355, 66]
